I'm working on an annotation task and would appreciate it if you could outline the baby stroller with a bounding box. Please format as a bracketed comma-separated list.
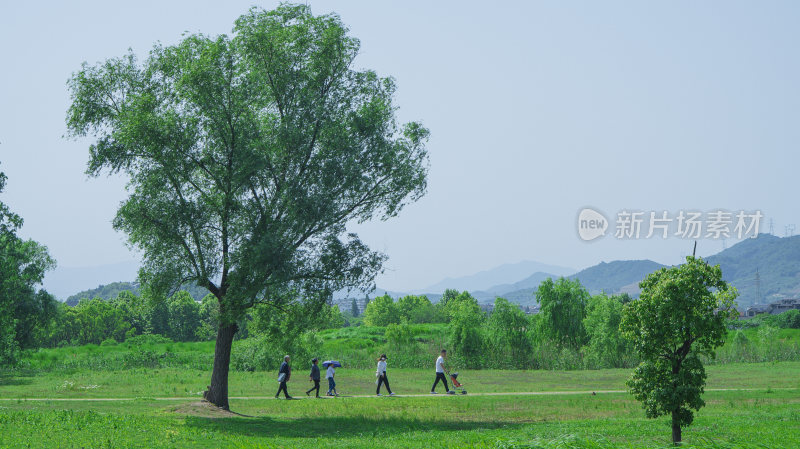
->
[447, 370, 467, 395]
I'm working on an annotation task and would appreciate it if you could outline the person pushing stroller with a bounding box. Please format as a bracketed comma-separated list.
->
[431, 349, 454, 394]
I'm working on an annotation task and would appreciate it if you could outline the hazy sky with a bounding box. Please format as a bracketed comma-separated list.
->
[1, 1, 798, 292]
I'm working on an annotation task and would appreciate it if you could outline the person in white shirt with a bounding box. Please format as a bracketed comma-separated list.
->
[376, 354, 394, 396]
[431, 349, 451, 394]
[326, 363, 338, 396]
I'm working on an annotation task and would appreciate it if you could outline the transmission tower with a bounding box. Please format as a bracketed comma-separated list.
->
[769, 218, 775, 235]
[786, 224, 796, 237]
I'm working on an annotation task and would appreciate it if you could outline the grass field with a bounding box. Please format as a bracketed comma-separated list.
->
[2, 362, 800, 448]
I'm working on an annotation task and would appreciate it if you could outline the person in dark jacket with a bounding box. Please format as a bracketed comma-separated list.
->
[306, 358, 321, 397]
[275, 355, 292, 399]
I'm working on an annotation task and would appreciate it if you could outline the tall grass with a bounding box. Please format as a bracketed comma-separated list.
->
[10, 325, 800, 374]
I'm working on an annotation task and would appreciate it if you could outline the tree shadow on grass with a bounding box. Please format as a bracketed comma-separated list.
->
[185, 415, 523, 438]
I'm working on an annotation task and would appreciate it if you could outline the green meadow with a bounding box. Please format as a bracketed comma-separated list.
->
[3, 360, 800, 448]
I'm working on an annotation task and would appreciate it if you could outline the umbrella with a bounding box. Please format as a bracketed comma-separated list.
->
[322, 360, 342, 368]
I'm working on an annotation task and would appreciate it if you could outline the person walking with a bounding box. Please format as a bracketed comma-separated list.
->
[306, 358, 321, 398]
[275, 355, 292, 399]
[431, 349, 452, 394]
[376, 354, 394, 396]
[326, 361, 338, 396]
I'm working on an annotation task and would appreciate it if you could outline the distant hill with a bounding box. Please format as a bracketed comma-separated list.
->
[474, 261, 664, 306]
[569, 260, 666, 295]
[65, 282, 140, 306]
[415, 260, 575, 294]
[471, 272, 558, 303]
[706, 234, 800, 307]
[65, 281, 211, 306]
[43, 261, 140, 300]
[58, 235, 800, 311]
[491, 235, 800, 310]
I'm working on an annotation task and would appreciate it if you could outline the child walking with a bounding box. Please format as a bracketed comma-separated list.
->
[326, 362, 338, 396]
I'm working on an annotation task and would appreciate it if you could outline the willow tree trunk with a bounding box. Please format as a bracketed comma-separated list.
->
[203, 323, 238, 410]
[671, 410, 682, 444]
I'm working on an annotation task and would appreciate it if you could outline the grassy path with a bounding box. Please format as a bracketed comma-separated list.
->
[2, 386, 795, 402]
[3, 361, 799, 399]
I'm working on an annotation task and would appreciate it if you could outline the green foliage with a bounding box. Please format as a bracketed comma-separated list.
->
[325, 305, 346, 329]
[52, 298, 133, 346]
[385, 322, 416, 349]
[249, 299, 331, 357]
[582, 294, 635, 369]
[66, 3, 429, 406]
[196, 294, 220, 341]
[166, 291, 201, 342]
[66, 281, 210, 306]
[621, 256, 738, 443]
[396, 295, 440, 323]
[730, 309, 800, 331]
[764, 309, 800, 329]
[66, 282, 138, 306]
[442, 291, 479, 319]
[486, 297, 532, 366]
[536, 277, 589, 349]
[0, 168, 57, 366]
[0, 310, 16, 366]
[439, 289, 460, 308]
[447, 294, 485, 366]
[363, 294, 400, 326]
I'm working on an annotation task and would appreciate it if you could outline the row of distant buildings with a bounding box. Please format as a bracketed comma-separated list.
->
[743, 298, 800, 318]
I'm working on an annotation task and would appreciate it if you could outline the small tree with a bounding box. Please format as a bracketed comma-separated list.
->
[536, 277, 588, 349]
[350, 297, 360, 318]
[167, 291, 201, 342]
[396, 294, 435, 323]
[0, 167, 56, 365]
[621, 256, 737, 444]
[362, 294, 400, 326]
[487, 297, 532, 366]
[583, 293, 634, 369]
[447, 294, 485, 365]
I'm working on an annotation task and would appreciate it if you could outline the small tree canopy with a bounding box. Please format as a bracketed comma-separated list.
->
[0, 167, 56, 366]
[363, 294, 400, 326]
[621, 256, 738, 444]
[535, 277, 588, 349]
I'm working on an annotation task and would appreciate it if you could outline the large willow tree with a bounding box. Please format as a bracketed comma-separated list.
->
[66, 5, 429, 409]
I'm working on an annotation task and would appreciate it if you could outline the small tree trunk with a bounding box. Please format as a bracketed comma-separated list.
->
[203, 322, 238, 410]
[671, 410, 682, 445]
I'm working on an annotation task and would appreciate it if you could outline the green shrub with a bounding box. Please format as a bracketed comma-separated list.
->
[125, 334, 173, 347]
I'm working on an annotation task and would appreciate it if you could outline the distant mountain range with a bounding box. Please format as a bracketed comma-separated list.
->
[706, 234, 800, 307]
[53, 235, 800, 311]
[470, 235, 800, 309]
[413, 260, 576, 294]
